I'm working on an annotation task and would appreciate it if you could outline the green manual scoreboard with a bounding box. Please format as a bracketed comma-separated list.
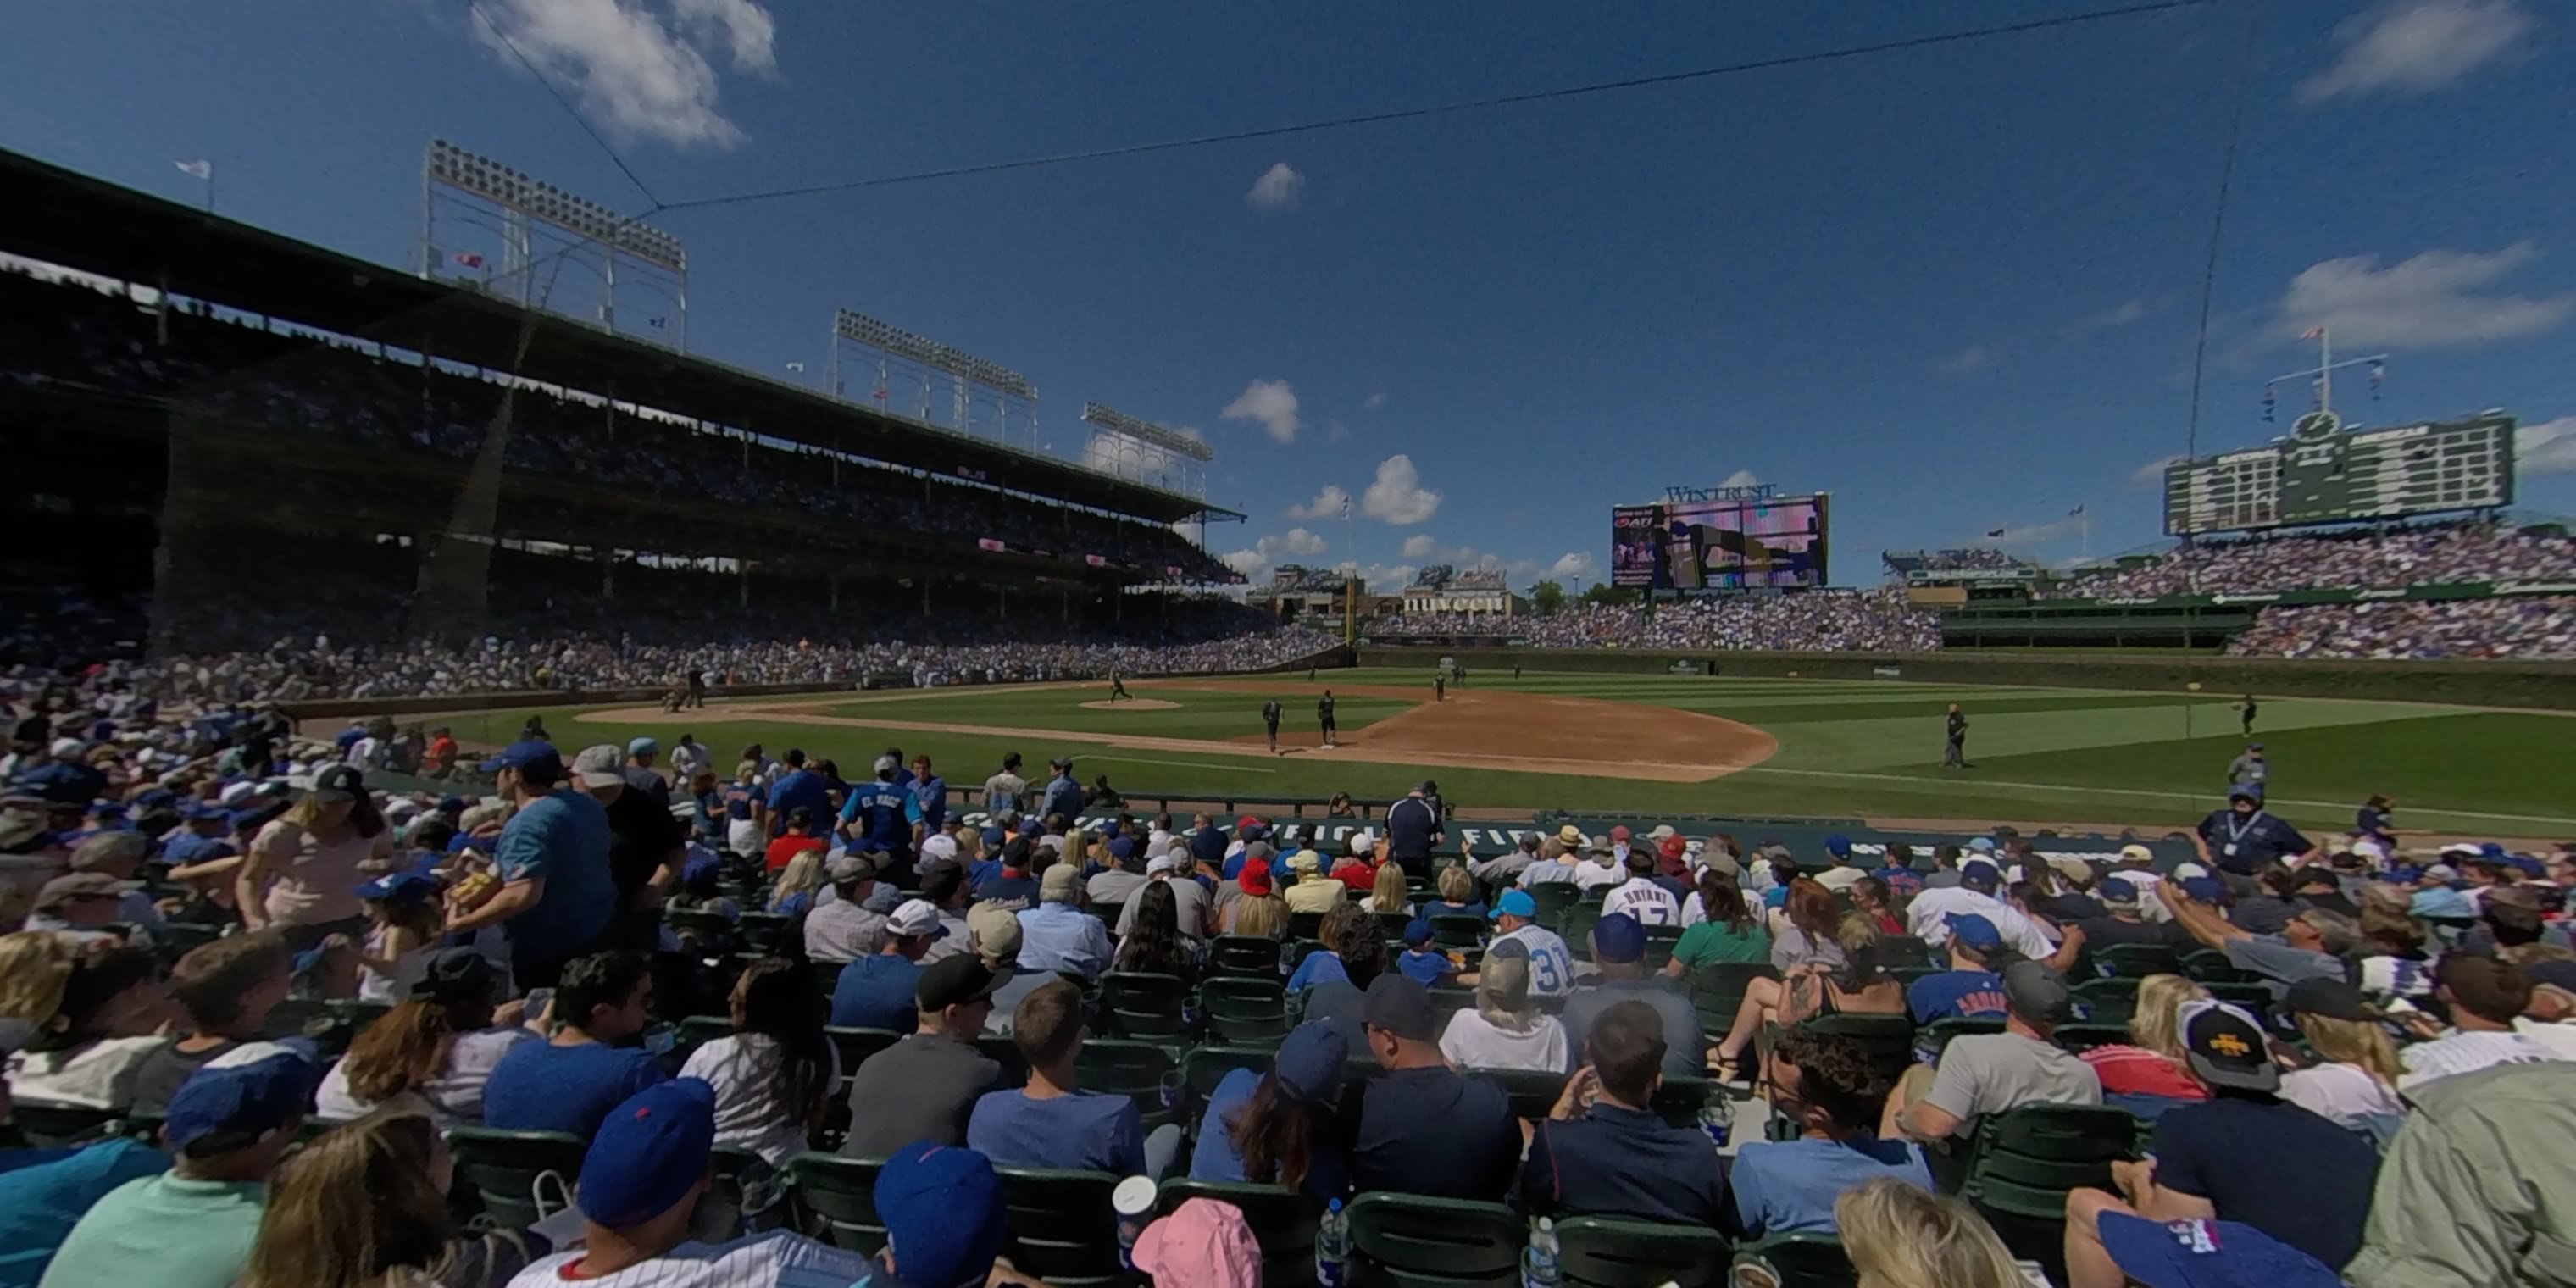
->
[2162, 411, 2516, 536]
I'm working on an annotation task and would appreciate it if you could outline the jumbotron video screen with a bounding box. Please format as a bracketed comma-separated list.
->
[1611, 493, 1830, 590]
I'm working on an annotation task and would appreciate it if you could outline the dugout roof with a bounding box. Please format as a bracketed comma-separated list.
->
[0, 147, 1240, 527]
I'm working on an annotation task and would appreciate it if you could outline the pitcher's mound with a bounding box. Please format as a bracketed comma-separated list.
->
[1081, 698, 1180, 710]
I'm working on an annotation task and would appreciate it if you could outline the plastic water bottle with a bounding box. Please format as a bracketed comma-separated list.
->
[1314, 1197, 1350, 1288]
[1523, 1216, 1560, 1288]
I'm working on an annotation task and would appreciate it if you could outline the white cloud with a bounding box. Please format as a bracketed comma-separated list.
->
[469, 0, 776, 149]
[1283, 484, 1350, 520]
[1218, 528, 1330, 580]
[1718, 469, 1761, 489]
[1221, 378, 1302, 443]
[2084, 299, 2149, 330]
[1246, 162, 1306, 211]
[1325, 419, 1352, 444]
[1363, 391, 1387, 409]
[1546, 552, 1600, 580]
[2519, 415, 2576, 475]
[1359, 453, 1442, 525]
[1401, 534, 1439, 559]
[2300, 0, 2530, 103]
[1357, 564, 1419, 594]
[1936, 345, 1991, 375]
[2130, 453, 2185, 487]
[2277, 242, 2574, 347]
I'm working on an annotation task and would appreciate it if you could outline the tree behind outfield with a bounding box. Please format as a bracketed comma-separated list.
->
[1529, 580, 1566, 615]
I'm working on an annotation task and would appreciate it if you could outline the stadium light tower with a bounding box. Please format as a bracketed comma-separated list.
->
[1080, 402, 1212, 498]
[418, 140, 689, 348]
[827, 308, 1038, 450]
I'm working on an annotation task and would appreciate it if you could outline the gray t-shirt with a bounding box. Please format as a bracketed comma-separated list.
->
[838, 1031, 1001, 1159]
[1557, 977, 1706, 1080]
[1086, 869, 1148, 913]
[1920, 1032, 2101, 1136]
[2223, 935, 2345, 999]
[1115, 876, 1212, 942]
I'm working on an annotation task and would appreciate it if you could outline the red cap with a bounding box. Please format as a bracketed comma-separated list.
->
[1236, 815, 1260, 831]
[1237, 859, 1273, 897]
[1609, 825, 1632, 841]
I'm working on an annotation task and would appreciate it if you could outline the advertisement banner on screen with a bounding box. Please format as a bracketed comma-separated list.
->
[1611, 494, 1829, 590]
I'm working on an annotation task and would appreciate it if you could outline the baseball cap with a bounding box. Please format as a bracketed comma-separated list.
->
[164, 1051, 317, 1158]
[1040, 863, 1081, 901]
[2421, 863, 2461, 883]
[1134, 1197, 1262, 1288]
[308, 763, 364, 804]
[1650, 824, 1678, 841]
[888, 898, 947, 940]
[1237, 859, 1274, 897]
[2118, 843, 2155, 864]
[1107, 836, 1135, 863]
[2227, 785, 2260, 802]
[409, 947, 498, 1004]
[917, 954, 1011, 1012]
[626, 736, 659, 757]
[579, 1079, 719, 1227]
[353, 870, 440, 906]
[826, 852, 878, 884]
[48, 736, 86, 758]
[571, 745, 625, 789]
[980, 826, 1007, 848]
[875, 1142, 1007, 1288]
[35, 871, 139, 910]
[2283, 976, 2377, 1023]
[2001, 960, 2074, 1026]
[480, 741, 564, 782]
[1049, 756, 1072, 769]
[966, 902, 1024, 961]
[1944, 913, 2004, 951]
[1273, 1022, 1349, 1102]
[1361, 974, 1437, 1041]
[1824, 833, 1852, 858]
[2097, 877, 2140, 908]
[2096, 1213, 2343, 1288]
[2179, 876, 2228, 903]
[1958, 859, 2001, 892]
[1490, 889, 1537, 920]
[2178, 999, 2278, 1092]
[1145, 854, 1179, 876]
[1966, 837, 1996, 854]
[1608, 824, 1632, 841]
[1591, 912, 1646, 963]
[1285, 849, 1321, 874]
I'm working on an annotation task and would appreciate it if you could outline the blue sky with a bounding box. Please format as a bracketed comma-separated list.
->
[6, 0, 2572, 589]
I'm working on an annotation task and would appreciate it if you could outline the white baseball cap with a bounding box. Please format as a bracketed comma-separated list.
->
[887, 898, 947, 939]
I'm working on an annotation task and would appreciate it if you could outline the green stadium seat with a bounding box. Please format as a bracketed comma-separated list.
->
[1288, 909, 1330, 941]
[1345, 1191, 1525, 1288]
[665, 909, 738, 956]
[673, 1015, 734, 1065]
[736, 912, 791, 955]
[1651, 1076, 1718, 1130]
[1921, 1017, 2005, 1063]
[2071, 977, 2140, 1024]
[1376, 910, 1417, 942]
[1729, 1232, 1857, 1288]
[1481, 1066, 1570, 1122]
[3, 1100, 119, 1149]
[2201, 981, 2274, 1024]
[1527, 882, 1581, 930]
[1960, 1103, 2142, 1276]
[1561, 905, 1602, 962]
[1430, 914, 1488, 950]
[148, 921, 223, 968]
[1557, 1215, 1731, 1288]
[1072, 1039, 1180, 1129]
[995, 1167, 1124, 1288]
[1683, 962, 1779, 1046]
[1427, 985, 1478, 1030]
[1209, 934, 1284, 979]
[1099, 971, 1191, 1040]
[1887, 965, 1940, 991]
[824, 1025, 906, 1075]
[1641, 925, 1684, 973]
[1158, 1179, 1320, 1288]
[446, 1128, 586, 1231]
[2051, 1023, 2132, 1053]
[2179, 948, 2253, 984]
[1880, 935, 1938, 970]
[1201, 975, 1291, 1043]
[2089, 943, 2180, 980]
[785, 1152, 885, 1253]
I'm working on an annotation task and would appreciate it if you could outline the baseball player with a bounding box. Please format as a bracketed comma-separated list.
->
[1943, 703, 1969, 769]
[1108, 668, 1131, 702]
[1433, 672, 1446, 702]
[1263, 697, 1283, 754]
[1317, 690, 1339, 749]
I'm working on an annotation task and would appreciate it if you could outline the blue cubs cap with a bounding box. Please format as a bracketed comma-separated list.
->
[1946, 913, 2005, 950]
[626, 736, 659, 757]
[1591, 912, 1646, 963]
[1273, 1022, 1349, 1102]
[981, 826, 1006, 847]
[436, 796, 468, 815]
[1490, 889, 1538, 920]
[2181, 876, 2228, 903]
[1824, 833, 1852, 858]
[1960, 859, 2001, 891]
[165, 1051, 316, 1158]
[2098, 876, 2140, 906]
[2096, 1213, 2342, 1288]
[579, 1079, 718, 1227]
[353, 870, 439, 905]
[876, 1141, 1007, 1288]
[480, 741, 564, 782]
[1108, 836, 1135, 861]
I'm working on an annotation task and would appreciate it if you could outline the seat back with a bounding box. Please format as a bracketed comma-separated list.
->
[2178, 948, 2252, 984]
[1346, 1191, 1525, 1288]
[1479, 1066, 1568, 1123]
[1288, 909, 1329, 941]
[4, 1100, 119, 1149]
[2070, 977, 2140, 1024]
[446, 1128, 587, 1231]
[825, 1026, 907, 1075]
[674, 1015, 735, 1065]
[1072, 1039, 1179, 1127]
[1560, 905, 1601, 961]
[1557, 1216, 1731, 1288]
[1963, 1103, 2141, 1220]
[1376, 910, 1417, 942]
[1430, 914, 1487, 950]
[1919, 1016, 2004, 1063]
[1209, 934, 1283, 979]
[1160, 1179, 1320, 1288]
[1728, 1233, 1857, 1288]
[996, 1167, 1124, 1288]
[1684, 962, 1780, 1043]
[2050, 1023, 2132, 1053]
[785, 1152, 886, 1253]
[666, 909, 738, 955]
[1201, 976, 1291, 1043]
[1528, 882, 1581, 930]
[1098, 971, 1191, 1040]
[1641, 925, 1685, 973]
[1880, 935, 1938, 970]
[736, 912, 792, 955]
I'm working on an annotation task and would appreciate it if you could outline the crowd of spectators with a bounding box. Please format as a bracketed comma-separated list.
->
[3, 269, 1235, 584]
[2050, 520, 2576, 600]
[2225, 595, 2576, 662]
[6, 643, 2576, 1287]
[1883, 548, 2035, 574]
[1374, 590, 1943, 652]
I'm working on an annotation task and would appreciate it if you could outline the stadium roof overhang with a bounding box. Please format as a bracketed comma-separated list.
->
[0, 148, 1241, 528]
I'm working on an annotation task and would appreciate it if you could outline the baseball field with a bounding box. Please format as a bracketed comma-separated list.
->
[423, 667, 2575, 841]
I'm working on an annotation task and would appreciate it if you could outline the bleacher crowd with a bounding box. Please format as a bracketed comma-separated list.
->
[1375, 591, 1944, 652]
[2051, 521, 2576, 600]
[6, 657, 2573, 1287]
[2224, 596, 2576, 662]
[1883, 549, 2035, 575]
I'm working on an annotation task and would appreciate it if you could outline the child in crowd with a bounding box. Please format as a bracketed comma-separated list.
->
[353, 872, 445, 1003]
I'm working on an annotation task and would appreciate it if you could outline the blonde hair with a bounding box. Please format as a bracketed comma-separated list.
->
[457, 802, 511, 834]
[0, 931, 80, 1027]
[1368, 865, 1409, 914]
[1475, 952, 1538, 1031]
[1436, 866, 1473, 905]
[2129, 974, 2210, 1063]
[1230, 894, 1290, 940]
[2298, 1011, 2404, 1085]
[1835, 1176, 2028, 1288]
[769, 850, 825, 911]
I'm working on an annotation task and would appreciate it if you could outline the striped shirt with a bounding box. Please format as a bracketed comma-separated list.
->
[509, 1232, 869, 1288]
[2396, 1030, 2567, 1092]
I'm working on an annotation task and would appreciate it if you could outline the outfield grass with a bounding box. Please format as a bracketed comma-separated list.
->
[437, 668, 2574, 837]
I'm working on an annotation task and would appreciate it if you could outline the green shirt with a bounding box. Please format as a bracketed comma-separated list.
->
[2347, 1062, 2576, 1288]
[1674, 919, 1771, 967]
[38, 1173, 266, 1288]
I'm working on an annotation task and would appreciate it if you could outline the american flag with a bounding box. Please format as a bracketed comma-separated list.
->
[2301, 326, 2325, 340]
[451, 252, 485, 269]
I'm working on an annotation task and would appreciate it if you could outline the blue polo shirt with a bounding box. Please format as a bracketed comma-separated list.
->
[481, 1039, 669, 1139]
[829, 954, 925, 1030]
[968, 1089, 1145, 1174]
[766, 769, 831, 836]
[1730, 1136, 1932, 1236]
[491, 789, 614, 966]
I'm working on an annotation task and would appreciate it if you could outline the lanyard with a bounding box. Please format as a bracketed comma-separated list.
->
[2223, 812, 2265, 846]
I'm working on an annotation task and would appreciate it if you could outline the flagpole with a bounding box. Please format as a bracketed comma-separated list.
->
[2318, 326, 2332, 415]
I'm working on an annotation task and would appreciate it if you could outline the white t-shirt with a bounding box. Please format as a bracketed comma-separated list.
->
[1679, 887, 1761, 929]
[2396, 1030, 2568, 1091]
[1439, 1010, 1568, 1074]
[1813, 866, 1868, 893]
[680, 1034, 843, 1165]
[2276, 1062, 2405, 1126]
[4, 1036, 169, 1108]
[1570, 860, 1624, 892]
[1905, 887, 2054, 958]
[358, 927, 436, 1003]
[1600, 878, 1681, 928]
[1491, 924, 1577, 997]
[508, 1231, 870, 1288]
[315, 1025, 536, 1126]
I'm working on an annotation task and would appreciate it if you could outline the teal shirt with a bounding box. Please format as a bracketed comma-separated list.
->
[0, 1140, 168, 1287]
[38, 1173, 266, 1288]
